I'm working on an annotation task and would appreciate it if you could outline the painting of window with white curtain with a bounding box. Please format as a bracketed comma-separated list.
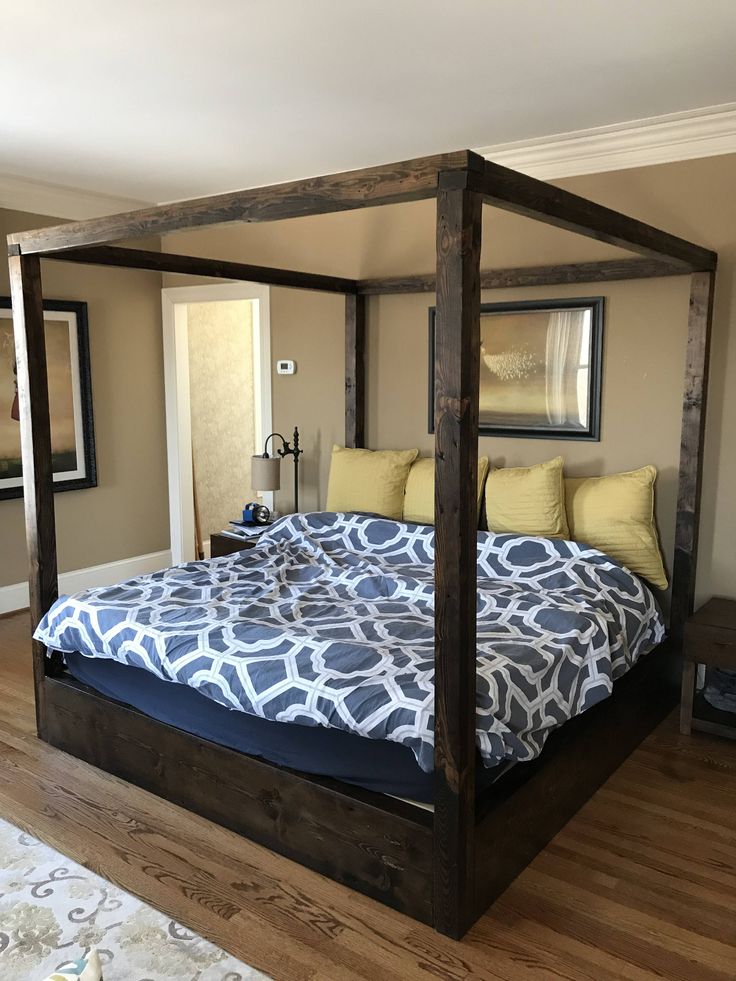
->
[428, 297, 604, 440]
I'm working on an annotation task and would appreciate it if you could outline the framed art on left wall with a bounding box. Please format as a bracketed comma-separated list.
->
[0, 298, 96, 500]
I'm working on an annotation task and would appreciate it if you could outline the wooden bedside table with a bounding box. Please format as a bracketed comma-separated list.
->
[210, 532, 260, 558]
[680, 597, 736, 740]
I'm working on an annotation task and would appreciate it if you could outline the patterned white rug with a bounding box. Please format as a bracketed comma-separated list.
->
[0, 817, 269, 981]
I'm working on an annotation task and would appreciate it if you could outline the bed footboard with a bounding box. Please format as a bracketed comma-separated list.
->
[42, 673, 434, 924]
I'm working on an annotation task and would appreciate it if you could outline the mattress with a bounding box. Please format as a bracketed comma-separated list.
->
[64, 650, 503, 802]
[36, 511, 665, 776]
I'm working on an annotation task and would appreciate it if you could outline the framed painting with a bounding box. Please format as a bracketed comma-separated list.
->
[429, 297, 604, 440]
[0, 298, 96, 500]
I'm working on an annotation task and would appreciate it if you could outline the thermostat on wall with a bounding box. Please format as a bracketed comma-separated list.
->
[276, 359, 296, 375]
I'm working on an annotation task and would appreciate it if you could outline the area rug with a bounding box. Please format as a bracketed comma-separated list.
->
[0, 817, 268, 981]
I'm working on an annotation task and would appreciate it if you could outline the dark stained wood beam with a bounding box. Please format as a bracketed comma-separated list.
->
[344, 295, 366, 447]
[471, 159, 717, 271]
[8, 253, 60, 738]
[432, 179, 482, 938]
[44, 675, 434, 923]
[670, 271, 716, 645]
[357, 257, 686, 294]
[7, 151, 478, 255]
[43, 245, 359, 295]
[7, 149, 714, 274]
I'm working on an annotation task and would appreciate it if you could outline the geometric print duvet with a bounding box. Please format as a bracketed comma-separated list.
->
[35, 511, 665, 773]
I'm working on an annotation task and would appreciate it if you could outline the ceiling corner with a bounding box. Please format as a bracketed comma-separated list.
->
[0, 172, 152, 221]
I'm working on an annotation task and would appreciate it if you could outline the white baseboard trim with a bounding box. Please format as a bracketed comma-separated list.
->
[0, 549, 172, 616]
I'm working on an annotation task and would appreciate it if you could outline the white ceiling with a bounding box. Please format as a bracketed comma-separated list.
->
[3, 0, 736, 204]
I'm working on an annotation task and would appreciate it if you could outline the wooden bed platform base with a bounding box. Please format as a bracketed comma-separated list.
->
[8, 149, 716, 937]
[42, 640, 676, 933]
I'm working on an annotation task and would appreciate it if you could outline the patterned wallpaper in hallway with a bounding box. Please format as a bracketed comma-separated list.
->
[187, 299, 257, 539]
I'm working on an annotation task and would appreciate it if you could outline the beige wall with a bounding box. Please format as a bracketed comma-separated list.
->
[164, 153, 736, 605]
[0, 208, 169, 588]
[268, 287, 345, 512]
[187, 299, 258, 536]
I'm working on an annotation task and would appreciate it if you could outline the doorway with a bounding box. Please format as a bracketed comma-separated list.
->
[162, 283, 272, 564]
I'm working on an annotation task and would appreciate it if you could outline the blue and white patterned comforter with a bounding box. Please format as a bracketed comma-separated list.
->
[35, 511, 664, 772]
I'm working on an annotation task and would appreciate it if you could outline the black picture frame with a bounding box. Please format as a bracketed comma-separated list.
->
[428, 296, 604, 441]
[0, 298, 97, 500]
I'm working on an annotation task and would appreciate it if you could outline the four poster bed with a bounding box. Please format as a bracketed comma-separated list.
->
[8, 150, 716, 939]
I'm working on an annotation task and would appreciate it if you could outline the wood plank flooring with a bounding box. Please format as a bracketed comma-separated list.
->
[0, 610, 734, 979]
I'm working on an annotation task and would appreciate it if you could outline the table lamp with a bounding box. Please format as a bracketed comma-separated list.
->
[251, 426, 302, 513]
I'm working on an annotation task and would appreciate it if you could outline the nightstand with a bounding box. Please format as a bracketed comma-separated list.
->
[680, 597, 736, 740]
[210, 532, 260, 558]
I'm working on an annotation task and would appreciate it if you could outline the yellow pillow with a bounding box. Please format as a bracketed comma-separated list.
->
[565, 466, 667, 589]
[485, 456, 569, 539]
[402, 456, 490, 525]
[326, 445, 419, 520]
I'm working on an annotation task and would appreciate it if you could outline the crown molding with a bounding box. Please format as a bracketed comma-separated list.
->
[477, 102, 736, 179]
[0, 172, 149, 220]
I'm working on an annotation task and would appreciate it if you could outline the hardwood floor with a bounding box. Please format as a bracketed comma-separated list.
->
[1, 610, 734, 980]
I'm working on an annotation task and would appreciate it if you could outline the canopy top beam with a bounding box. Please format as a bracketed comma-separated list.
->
[7, 150, 716, 274]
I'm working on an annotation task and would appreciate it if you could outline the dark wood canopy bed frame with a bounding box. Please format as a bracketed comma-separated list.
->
[8, 150, 716, 939]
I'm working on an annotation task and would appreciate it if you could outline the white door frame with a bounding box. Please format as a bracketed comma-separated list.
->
[162, 282, 272, 565]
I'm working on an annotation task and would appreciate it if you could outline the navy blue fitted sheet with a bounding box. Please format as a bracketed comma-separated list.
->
[66, 651, 501, 803]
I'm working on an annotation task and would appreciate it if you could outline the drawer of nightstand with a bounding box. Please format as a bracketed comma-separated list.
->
[684, 622, 736, 668]
[210, 533, 258, 558]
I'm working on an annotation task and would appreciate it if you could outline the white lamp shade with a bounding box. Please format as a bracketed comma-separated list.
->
[251, 454, 281, 492]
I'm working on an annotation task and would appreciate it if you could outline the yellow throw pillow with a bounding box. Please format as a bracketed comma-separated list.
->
[485, 456, 569, 539]
[565, 466, 668, 589]
[326, 445, 419, 520]
[402, 456, 490, 525]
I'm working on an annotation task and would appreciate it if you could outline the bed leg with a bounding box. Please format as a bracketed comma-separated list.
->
[670, 270, 715, 648]
[9, 251, 60, 739]
[433, 175, 482, 938]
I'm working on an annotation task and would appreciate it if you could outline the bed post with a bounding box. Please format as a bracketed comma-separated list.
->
[345, 293, 366, 447]
[433, 174, 482, 938]
[670, 270, 716, 646]
[8, 251, 60, 739]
